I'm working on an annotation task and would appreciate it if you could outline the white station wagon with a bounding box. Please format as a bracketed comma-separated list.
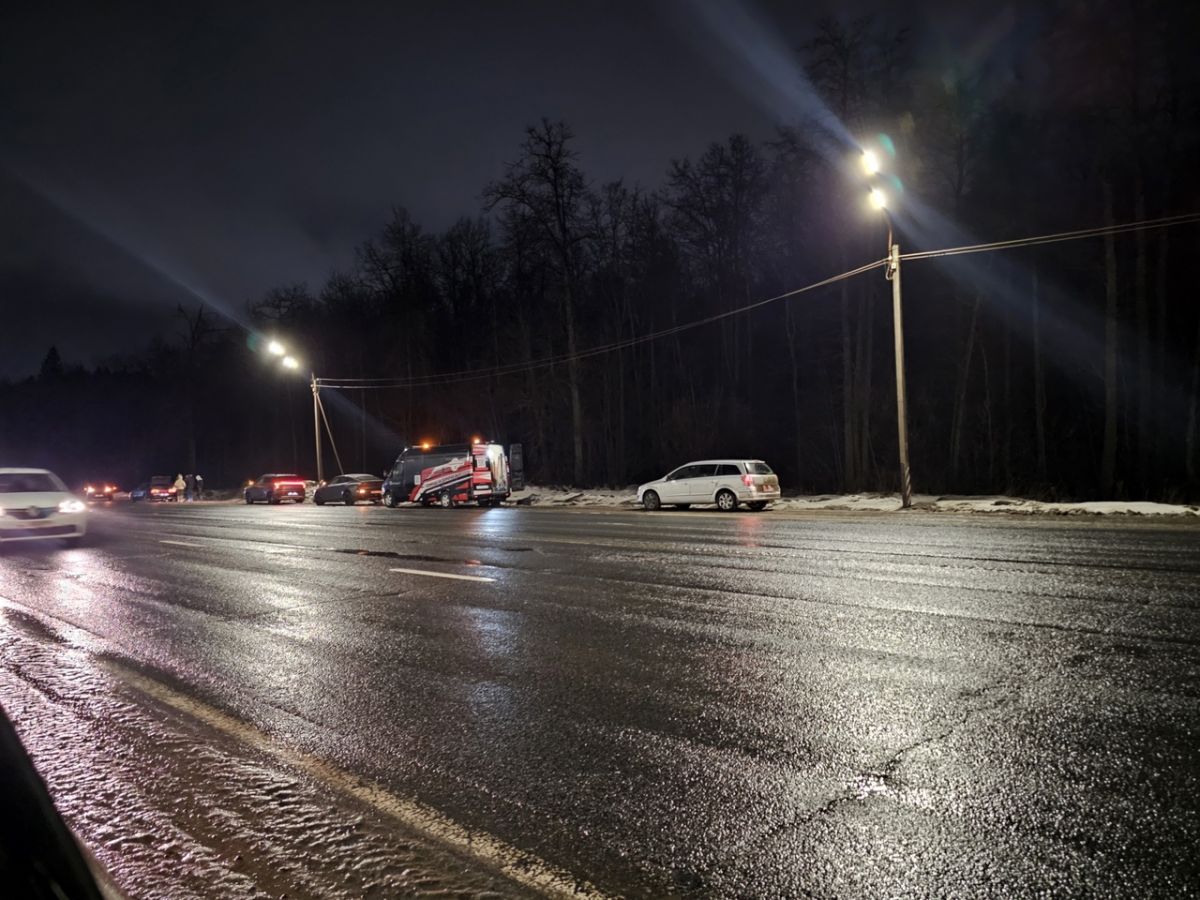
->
[638, 459, 781, 512]
[0, 468, 88, 545]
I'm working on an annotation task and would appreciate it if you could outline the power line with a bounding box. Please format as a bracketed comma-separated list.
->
[316, 257, 887, 389]
[900, 212, 1200, 262]
[316, 210, 1200, 391]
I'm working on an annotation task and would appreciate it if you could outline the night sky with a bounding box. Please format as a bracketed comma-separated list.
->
[2, 0, 985, 379]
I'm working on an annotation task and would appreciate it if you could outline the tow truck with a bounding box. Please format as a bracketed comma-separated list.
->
[381, 441, 521, 508]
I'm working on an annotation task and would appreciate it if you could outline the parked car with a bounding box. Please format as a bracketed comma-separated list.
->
[131, 475, 177, 502]
[313, 473, 383, 506]
[244, 473, 307, 504]
[0, 468, 88, 545]
[82, 481, 117, 502]
[637, 460, 780, 512]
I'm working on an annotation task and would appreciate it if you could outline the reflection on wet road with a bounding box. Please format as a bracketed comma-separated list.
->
[2, 502, 1199, 897]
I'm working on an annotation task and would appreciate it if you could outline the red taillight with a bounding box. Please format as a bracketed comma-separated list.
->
[742, 474, 754, 487]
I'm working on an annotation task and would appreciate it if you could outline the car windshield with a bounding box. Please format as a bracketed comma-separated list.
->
[747, 462, 773, 475]
[150, 476, 173, 486]
[0, 472, 64, 493]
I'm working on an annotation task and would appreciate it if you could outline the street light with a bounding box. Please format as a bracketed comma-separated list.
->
[281, 355, 300, 370]
[861, 149, 913, 509]
[267, 340, 286, 356]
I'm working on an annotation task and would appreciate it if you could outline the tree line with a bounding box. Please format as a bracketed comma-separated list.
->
[3, 4, 1199, 499]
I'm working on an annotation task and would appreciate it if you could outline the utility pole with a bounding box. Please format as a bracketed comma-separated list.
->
[311, 373, 324, 483]
[886, 236, 913, 508]
[864, 146, 915, 510]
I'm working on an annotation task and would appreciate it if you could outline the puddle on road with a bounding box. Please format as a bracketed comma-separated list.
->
[330, 548, 486, 566]
[329, 547, 533, 567]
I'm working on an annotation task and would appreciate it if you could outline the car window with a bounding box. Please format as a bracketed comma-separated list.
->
[664, 467, 685, 481]
[0, 473, 62, 493]
[715, 464, 740, 476]
[330, 476, 347, 484]
[747, 462, 774, 475]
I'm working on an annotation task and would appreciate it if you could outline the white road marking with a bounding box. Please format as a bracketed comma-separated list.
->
[388, 567, 495, 583]
[109, 662, 603, 899]
[159, 539, 205, 548]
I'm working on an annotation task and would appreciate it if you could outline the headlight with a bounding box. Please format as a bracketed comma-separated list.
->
[58, 499, 86, 514]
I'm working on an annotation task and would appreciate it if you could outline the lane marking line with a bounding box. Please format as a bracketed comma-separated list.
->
[108, 662, 605, 899]
[388, 567, 495, 583]
[159, 539, 205, 548]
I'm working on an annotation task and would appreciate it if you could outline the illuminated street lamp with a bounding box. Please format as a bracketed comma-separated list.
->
[860, 146, 913, 509]
[267, 339, 286, 356]
[281, 355, 300, 370]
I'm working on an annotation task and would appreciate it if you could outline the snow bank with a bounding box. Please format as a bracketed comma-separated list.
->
[927, 496, 1200, 517]
[515, 486, 1199, 517]
[516, 485, 638, 507]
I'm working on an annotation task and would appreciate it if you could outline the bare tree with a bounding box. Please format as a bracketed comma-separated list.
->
[486, 120, 594, 484]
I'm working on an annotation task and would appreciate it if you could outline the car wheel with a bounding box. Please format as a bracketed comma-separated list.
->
[675, 503, 691, 510]
[748, 501, 767, 511]
[383, 491, 397, 508]
[642, 490, 661, 511]
[314, 495, 325, 506]
[244, 493, 253, 504]
[343, 491, 354, 505]
[716, 489, 738, 512]
[268, 493, 280, 505]
[439, 491, 454, 509]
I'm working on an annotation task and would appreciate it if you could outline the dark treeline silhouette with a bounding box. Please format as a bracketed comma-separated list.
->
[3, 5, 1199, 499]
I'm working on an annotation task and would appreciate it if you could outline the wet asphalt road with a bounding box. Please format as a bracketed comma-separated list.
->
[2, 501, 1199, 898]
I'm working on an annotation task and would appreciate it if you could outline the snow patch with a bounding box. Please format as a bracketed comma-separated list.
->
[514, 487, 1200, 517]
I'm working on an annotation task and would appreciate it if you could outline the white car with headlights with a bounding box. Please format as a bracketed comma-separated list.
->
[637, 459, 781, 512]
[0, 468, 88, 545]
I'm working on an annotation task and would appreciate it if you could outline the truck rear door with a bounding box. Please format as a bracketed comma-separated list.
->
[509, 443, 525, 491]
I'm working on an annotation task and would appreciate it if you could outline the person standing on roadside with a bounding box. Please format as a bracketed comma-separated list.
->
[185, 473, 196, 502]
[195, 473, 204, 500]
[174, 473, 186, 501]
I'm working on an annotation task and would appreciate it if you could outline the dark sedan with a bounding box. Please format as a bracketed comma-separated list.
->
[82, 481, 118, 502]
[313, 473, 383, 506]
[244, 474, 307, 504]
[131, 475, 178, 502]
